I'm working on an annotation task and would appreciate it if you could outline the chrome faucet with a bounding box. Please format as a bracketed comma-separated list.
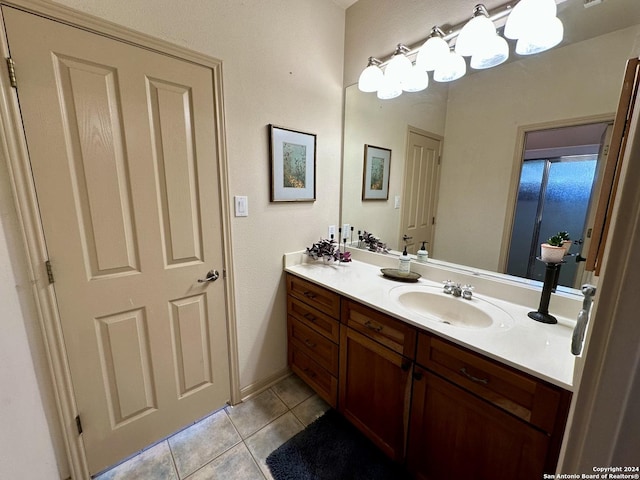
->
[443, 280, 474, 299]
[443, 280, 462, 296]
[462, 284, 474, 300]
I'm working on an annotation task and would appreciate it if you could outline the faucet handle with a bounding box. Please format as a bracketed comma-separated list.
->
[462, 284, 474, 300]
[443, 280, 454, 294]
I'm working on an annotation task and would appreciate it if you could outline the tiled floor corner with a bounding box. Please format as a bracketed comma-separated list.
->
[94, 374, 329, 480]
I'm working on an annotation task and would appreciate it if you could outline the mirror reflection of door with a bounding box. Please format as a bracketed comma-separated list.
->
[506, 121, 612, 288]
[399, 128, 442, 254]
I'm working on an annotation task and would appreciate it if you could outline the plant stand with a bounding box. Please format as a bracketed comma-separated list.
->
[528, 260, 564, 324]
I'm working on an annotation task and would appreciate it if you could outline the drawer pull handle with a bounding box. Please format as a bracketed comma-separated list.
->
[303, 313, 316, 322]
[302, 367, 316, 378]
[460, 367, 489, 385]
[303, 291, 317, 299]
[304, 338, 316, 348]
[364, 320, 383, 332]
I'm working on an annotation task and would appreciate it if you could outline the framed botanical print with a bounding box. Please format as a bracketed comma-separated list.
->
[269, 124, 316, 202]
[362, 144, 391, 200]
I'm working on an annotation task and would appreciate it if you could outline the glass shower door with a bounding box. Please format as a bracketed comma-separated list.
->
[507, 155, 597, 287]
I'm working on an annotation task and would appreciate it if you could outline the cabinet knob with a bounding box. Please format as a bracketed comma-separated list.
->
[412, 371, 423, 380]
[401, 361, 411, 371]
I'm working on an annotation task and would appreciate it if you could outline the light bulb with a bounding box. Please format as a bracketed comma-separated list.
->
[505, 0, 558, 40]
[455, 13, 497, 57]
[358, 64, 384, 92]
[402, 65, 429, 92]
[470, 35, 509, 69]
[434, 50, 467, 82]
[385, 52, 412, 85]
[416, 35, 450, 72]
[377, 75, 402, 99]
[516, 16, 564, 55]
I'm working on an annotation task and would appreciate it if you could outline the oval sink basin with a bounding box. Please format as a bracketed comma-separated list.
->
[389, 285, 513, 330]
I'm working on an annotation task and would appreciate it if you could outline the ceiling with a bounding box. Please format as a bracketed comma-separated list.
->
[333, 0, 357, 9]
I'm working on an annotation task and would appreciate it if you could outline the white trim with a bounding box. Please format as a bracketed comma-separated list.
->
[0, 1, 240, 478]
[560, 72, 640, 469]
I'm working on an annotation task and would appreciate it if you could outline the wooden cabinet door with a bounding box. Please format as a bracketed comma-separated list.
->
[407, 367, 549, 480]
[339, 326, 412, 461]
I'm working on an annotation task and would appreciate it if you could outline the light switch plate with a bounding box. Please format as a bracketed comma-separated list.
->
[394, 195, 401, 209]
[234, 195, 248, 217]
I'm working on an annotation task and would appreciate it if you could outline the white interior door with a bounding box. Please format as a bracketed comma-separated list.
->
[399, 129, 442, 254]
[3, 6, 230, 475]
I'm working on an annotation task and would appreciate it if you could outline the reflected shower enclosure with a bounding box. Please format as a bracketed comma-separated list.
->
[506, 122, 609, 288]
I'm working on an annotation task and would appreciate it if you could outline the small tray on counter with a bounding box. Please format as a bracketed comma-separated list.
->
[380, 268, 421, 282]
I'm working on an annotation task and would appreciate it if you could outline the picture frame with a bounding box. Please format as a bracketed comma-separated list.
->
[362, 144, 391, 200]
[269, 124, 316, 202]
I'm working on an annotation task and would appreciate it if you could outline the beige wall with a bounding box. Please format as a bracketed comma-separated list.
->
[435, 25, 640, 270]
[0, 0, 345, 478]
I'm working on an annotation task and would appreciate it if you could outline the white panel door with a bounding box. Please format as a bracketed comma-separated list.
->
[399, 130, 442, 254]
[3, 7, 230, 475]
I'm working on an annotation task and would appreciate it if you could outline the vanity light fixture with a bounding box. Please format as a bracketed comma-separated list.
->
[455, 5, 499, 57]
[356, 0, 565, 97]
[433, 48, 467, 82]
[384, 44, 413, 87]
[456, 4, 509, 69]
[402, 63, 429, 92]
[357, 56, 384, 92]
[416, 27, 450, 72]
[504, 0, 564, 55]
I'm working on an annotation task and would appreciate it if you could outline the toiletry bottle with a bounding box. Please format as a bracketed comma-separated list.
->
[398, 245, 411, 276]
[417, 241, 429, 263]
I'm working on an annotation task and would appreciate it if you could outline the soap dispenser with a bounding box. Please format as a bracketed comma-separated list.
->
[417, 241, 429, 263]
[398, 245, 411, 276]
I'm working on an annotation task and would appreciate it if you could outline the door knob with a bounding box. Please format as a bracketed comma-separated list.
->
[197, 270, 219, 283]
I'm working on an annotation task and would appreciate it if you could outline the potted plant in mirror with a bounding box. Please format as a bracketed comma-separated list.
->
[558, 231, 572, 254]
[540, 234, 566, 263]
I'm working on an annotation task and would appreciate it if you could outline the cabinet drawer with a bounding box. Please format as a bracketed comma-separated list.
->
[288, 316, 339, 376]
[417, 333, 570, 434]
[286, 274, 341, 319]
[289, 344, 337, 408]
[342, 300, 417, 357]
[287, 295, 340, 343]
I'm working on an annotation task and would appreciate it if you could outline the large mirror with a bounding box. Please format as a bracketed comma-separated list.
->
[341, 0, 640, 289]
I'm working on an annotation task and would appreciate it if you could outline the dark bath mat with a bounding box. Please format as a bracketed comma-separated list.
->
[266, 409, 411, 480]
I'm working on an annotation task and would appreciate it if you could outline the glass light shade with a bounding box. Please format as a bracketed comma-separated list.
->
[470, 35, 509, 69]
[504, 0, 557, 40]
[455, 15, 497, 57]
[385, 52, 413, 85]
[402, 65, 429, 92]
[358, 64, 384, 92]
[377, 75, 402, 99]
[515, 16, 564, 55]
[416, 35, 450, 72]
[433, 51, 467, 82]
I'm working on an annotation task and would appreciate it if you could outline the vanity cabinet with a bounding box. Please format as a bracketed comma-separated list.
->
[338, 299, 417, 461]
[285, 272, 572, 478]
[407, 333, 572, 480]
[286, 274, 340, 407]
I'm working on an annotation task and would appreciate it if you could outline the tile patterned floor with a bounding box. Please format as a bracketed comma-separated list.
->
[94, 374, 329, 480]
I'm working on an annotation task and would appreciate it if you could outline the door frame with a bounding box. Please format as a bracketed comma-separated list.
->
[499, 113, 615, 274]
[0, 1, 240, 478]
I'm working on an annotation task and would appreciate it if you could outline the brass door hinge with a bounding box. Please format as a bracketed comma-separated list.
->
[6, 57, 16, 88]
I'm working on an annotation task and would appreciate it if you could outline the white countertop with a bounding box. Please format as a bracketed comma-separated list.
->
[285, 254, 577, 391]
